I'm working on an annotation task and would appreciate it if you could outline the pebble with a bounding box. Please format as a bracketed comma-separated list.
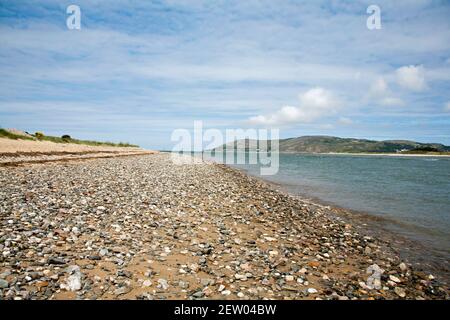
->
[0, 279, 9, 288]
[285, 275, 294, 282]
[157, 279, 169, 290]
[0, 153, 447, 300]
[142, 280, 152, 287]
[394, 287, 406, 298]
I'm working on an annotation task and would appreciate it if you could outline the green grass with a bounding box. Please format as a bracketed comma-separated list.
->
[38, 135, 139, 148]
[0, 128, 139, 148]
[0, 128, 34, 140]
[401, 150, 450, 155]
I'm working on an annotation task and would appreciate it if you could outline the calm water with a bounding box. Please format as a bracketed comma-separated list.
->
[205, 152, 450, 266]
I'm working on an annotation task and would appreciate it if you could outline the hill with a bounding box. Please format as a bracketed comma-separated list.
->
[213, 136, 450, 154]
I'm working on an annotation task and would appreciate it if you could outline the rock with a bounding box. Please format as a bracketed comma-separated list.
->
[48, 257, 66, 265]
[366, 264, 384, 290]
[192, 291, 204, 298]
[200, 278, 212, 286]
[63, 265, 82, 291]
[235, 274, 247, 281]
[142, 280, 152, 287]
[114, 287, 130, 295]
[285, 275, 294, 282]
[157, 278, 169, 290]
[0, 279, 9, 289]
[394, 287, 406, 298]
[0, 153, 448, 301]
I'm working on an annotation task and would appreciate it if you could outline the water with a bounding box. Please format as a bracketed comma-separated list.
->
[205, 152, 450, 270]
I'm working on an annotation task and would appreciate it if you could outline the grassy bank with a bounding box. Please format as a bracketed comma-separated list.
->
[0, 128, 35, 140]
[0, 128, 138, 148]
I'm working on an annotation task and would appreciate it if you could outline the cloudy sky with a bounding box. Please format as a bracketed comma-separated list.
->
[1, 0, 450, 149]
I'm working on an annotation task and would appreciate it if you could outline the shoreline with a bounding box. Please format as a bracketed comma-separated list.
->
[297, 152, 450, 158]
[225, 164, 450, 285]
[0, 153, 448, 300]
[199, 152, 450, 284]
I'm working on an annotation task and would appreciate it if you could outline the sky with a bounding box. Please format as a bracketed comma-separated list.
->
[0, 0, 450, 150]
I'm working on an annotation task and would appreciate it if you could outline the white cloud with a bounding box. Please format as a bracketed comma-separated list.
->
[395, 65, 427, 91]
[368, 77, 404, 106]
[380, 97, 405, 107]
[338, 117, 353, 125]
[248, 87, 338, 126]
[444, 101, 450, 112]
[369, 77, 389, 97]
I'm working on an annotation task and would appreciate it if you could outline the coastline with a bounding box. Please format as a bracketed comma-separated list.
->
[280, 151, 450, 158]
[0, 153, 448, 300]
[226, 164, 450, 285]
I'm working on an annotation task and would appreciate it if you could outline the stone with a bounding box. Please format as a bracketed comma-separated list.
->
[192, 291, 204, 298]
[394, 287, 406, 298]
[0, 152, 447, 301]
[63, 265, 82, 291]
[142, 280, 152, 287]
[0, 279, 9, 289]
[200, 278, 211, 286]
[157, 278, 169, 290]
[114, 287, 130, 295]
[48, 257, 66, 265]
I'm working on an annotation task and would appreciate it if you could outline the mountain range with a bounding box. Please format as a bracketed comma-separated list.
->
[213, 136, 450, 154]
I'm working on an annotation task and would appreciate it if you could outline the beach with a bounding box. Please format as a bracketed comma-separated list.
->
[0, 137, 156, 166]
[0, 152, 448, 300]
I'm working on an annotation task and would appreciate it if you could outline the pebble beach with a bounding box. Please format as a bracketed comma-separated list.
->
[0, 153, 448, 300]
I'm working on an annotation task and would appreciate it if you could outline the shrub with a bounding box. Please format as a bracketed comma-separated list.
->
[35, 132, 45, 140]
[61, 134, 71, 141]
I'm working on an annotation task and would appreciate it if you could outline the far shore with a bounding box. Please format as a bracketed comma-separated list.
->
[291, 152, 450, 157]
[208, 150, 450, 157]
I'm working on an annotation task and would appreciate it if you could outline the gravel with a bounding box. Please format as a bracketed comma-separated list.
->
[0, 153, 448, 300]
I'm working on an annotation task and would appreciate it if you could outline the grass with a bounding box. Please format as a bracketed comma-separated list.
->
[0, 128, 139, 148]
[0, 128, 34, 140]
[401, 150, 450, 155]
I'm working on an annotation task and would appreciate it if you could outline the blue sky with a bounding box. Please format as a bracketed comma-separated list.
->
[0, 0, 450, 149]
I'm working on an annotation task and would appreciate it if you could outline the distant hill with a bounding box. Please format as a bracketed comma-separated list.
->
[213, 136, 450, 154]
